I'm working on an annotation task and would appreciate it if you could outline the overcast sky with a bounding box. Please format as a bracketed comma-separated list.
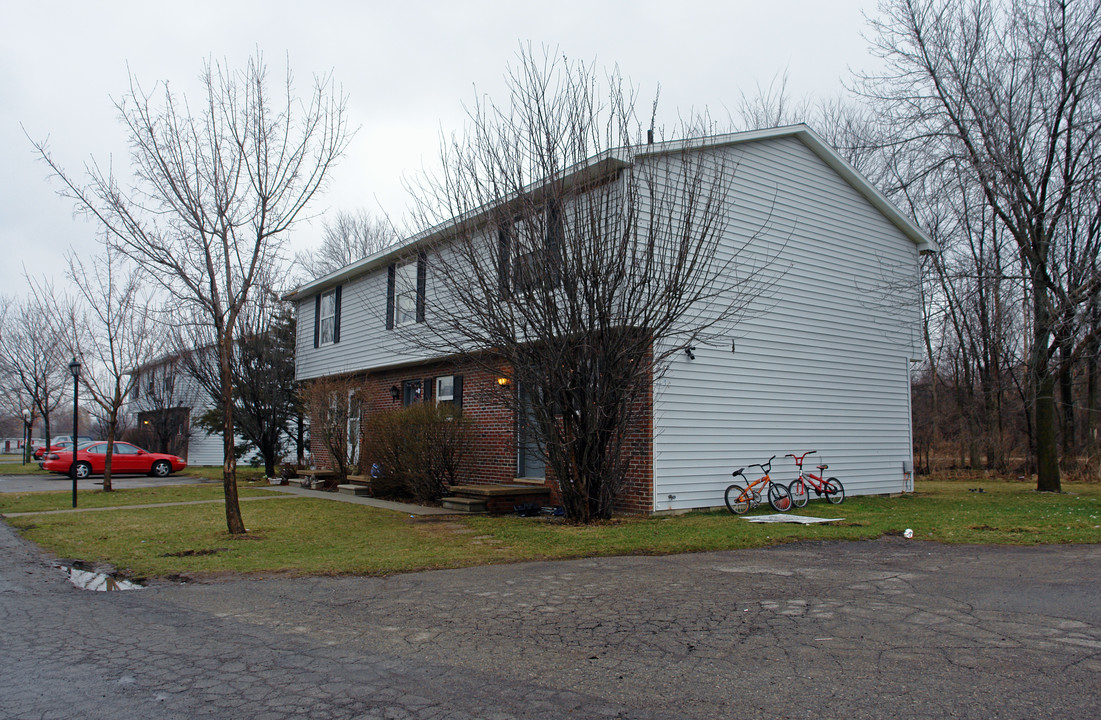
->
[1, 0, 880, 297]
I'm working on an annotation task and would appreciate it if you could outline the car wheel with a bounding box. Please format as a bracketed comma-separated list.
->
[73, 461, 92, 480]
[150, 460, 172, 478]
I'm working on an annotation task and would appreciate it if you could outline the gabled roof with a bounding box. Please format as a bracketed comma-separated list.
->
[285, 124, 935, 302]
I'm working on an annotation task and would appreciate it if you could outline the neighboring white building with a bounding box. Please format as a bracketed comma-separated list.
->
[287, 125, 934, 512]
[126, 354, 225, 465]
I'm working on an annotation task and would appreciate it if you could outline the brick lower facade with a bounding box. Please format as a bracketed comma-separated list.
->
[307, 360, 654, 514]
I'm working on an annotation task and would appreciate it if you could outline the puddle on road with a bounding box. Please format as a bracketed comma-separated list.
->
[57, 564, 143, 591]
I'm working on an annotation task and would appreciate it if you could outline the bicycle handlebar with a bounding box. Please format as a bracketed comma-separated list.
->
[748, 455, 777, 473]
[787, 450, 817, 466]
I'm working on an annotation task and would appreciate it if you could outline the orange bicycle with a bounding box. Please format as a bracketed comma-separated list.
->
[724, 455, 792, 514]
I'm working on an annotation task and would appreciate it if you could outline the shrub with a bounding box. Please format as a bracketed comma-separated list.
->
[361, 403, 474, 503]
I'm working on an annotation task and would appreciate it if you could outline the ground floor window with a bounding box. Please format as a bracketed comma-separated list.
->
[435, 375, 454, 403]
[403, 379, 424, 406]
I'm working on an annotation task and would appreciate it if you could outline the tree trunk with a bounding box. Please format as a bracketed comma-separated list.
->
[103, 417, 116, 492]
[1033, 288, 1061, 492]
[220, 337, 245, 534]
[1087, 294, 1100, 480]
[296, 411, 305, 466]
[102, 384, 125, 492]
[1058, 332, 1076, 458]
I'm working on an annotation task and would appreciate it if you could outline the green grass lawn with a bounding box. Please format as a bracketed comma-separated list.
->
[0, 460, 51, 475]
[178, 466, 270, 481]
[2, 476, 1099, 581]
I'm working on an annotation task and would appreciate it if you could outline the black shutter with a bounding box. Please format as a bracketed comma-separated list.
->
[333, 286, 342, 344]
[423, 377, 433, 403]
[416, 252, 427, 323]
[386, 264, 395, 330]
[497, 227, 511, 295]
[453, 375, 463, 409]
[546, 201, 562, 287]
[313, 295, 321, 348]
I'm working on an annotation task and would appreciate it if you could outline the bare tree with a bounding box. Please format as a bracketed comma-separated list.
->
[175, 287, 299, 477]
[0, 294, 68, 455]
[406, 49, 767, 522]
[296, 209, 401, 280]
[858, 0, 1101, 491]
[299, 375, 362, 483]
[35, 53, 351, 533]
[36, 245, 162, 490]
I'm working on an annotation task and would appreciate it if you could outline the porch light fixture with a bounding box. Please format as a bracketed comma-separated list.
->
[683, 346, 696, 361]
[389, 385, 400, 402]
[496, 377, 511, 387]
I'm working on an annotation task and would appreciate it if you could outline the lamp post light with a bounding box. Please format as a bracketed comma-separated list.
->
[68, 357, 81, 508]
[22, 408, 31, 465]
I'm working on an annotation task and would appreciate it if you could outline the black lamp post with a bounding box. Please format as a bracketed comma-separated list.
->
[68, 357, 81, 508]
[22, 408, 31, 465]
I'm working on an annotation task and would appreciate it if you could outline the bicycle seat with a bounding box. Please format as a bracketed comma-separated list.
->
[817, 464, 828, 471]
[732, 468, 745, 477]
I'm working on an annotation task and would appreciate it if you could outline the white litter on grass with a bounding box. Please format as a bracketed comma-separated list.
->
[741, 514, 844, 524]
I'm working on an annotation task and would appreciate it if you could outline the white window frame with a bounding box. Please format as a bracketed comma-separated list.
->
[319, 289, 338, 346]
[435, 375, 455, 404]
[394, 261, 418, 326]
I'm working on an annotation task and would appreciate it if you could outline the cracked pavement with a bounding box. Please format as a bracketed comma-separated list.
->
[1, 519, 1098, 719]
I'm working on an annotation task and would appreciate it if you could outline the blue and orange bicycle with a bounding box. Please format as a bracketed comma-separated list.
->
[724, 455, 793, 514]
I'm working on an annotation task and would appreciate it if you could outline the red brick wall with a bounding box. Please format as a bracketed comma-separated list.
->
[306, 359, 655, 514]
[613, 368, 654, 514]
[358, 362, 518, 485]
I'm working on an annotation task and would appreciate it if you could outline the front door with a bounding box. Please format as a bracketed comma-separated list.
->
[517, 384, 545, 479]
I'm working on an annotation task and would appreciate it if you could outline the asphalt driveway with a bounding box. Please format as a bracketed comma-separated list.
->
[0, 519, 1098, 719]
[0, 472, 209, 493]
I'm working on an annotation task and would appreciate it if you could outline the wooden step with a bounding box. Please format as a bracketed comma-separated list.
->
[448, 483, 552, 514]
[449, 484, 551, 498]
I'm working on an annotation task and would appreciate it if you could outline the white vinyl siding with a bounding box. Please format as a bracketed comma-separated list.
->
[295, 267, 437, 380]
[650, 136, 920, 511]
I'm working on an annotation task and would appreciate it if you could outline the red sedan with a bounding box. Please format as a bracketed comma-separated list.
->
[43, 441, 187, 479]
[34, 440, 76, 460]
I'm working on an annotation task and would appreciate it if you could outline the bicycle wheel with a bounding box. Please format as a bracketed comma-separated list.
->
[824, 478, 846, 504]
[724, 484, 750, 514]
[768, 482, 793, 512]
[788, 479, 809, 508]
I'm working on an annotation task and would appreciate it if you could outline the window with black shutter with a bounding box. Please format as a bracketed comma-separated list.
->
[316, 286, 341, 346]
[388, 255, 427, 329]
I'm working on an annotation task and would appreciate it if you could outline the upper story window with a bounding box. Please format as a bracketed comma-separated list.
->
[498, 201, 563, 295]
[394, 261, 418, 326]
[386, 253, 426, 330]
[314, 286, 342, 347]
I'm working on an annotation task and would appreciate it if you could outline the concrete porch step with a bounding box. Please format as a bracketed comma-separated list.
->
[337, 484, 372, 496]
[440, 496, 488, 513]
